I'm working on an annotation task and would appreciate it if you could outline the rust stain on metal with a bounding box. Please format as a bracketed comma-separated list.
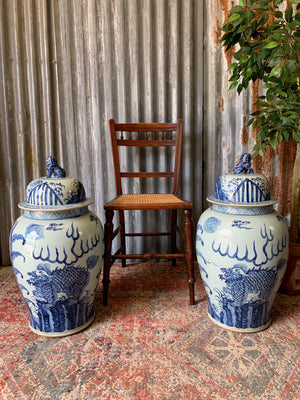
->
[25, 146, 37, 171]
[261, 147, 275, 175]
[223, 141, 230, 153]
[253, 155, 262, 183]
[250, 80, 260, 135]
[250, 80, 262, 172]
[241, 115, 249, 147]
[219, 0, 236, 67]
[213, 18, 223, 44]
[275, 139, 297, 216]
[218, 97, 225, 111]
[261, 146, 276, 197]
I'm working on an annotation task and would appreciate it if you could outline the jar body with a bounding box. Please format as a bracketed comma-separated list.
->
[10, 208, 104, 336]
[196, 204, 288, 332]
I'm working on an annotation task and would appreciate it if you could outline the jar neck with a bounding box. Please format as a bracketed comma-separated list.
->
[211, 203, 274, 216]
[23, 206, 89, 220]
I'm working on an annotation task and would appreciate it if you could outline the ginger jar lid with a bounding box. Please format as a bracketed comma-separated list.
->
[208, 153, 276, 206]
[19, 156, 93, 211]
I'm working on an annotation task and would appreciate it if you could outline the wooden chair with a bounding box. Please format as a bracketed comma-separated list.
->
[103, 119, 195, 306]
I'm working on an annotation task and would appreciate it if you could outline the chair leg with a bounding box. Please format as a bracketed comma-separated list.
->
[183, 208, 195, 305]
[171, 210, 177, 266]
[103, 210, 114, 306]
[119, 210, 126, 268]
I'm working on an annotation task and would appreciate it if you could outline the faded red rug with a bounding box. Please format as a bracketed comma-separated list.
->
[0, 262, 299, 400]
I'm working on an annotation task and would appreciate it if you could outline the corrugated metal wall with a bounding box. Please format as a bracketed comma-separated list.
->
[0, 0, 293, 265]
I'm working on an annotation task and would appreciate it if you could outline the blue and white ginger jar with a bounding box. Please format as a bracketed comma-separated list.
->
[196, 153, 289, 332]
[10, 156, 104, 337]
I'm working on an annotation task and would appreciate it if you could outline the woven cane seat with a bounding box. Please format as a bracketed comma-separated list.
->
[105, 193, 192, 210]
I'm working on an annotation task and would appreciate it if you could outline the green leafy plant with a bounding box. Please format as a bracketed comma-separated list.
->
[221, 0, 300, 243]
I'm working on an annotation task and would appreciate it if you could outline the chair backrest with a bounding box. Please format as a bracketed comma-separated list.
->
[109, 119, 184, 196]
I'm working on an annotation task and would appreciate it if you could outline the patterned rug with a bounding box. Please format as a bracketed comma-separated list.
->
[0, 263, 299, 400]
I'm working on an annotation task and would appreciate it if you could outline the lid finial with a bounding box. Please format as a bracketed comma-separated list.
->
[46, 155, 66, 178]
[233, 153, 254, 175]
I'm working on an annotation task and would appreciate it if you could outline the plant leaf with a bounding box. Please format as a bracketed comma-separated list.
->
[285, 6, 293, 22]
[270, 66, 282, 76]
[292, 131, 300, 142]
[229, 81, 239, 90]
[228, 13, 241, 22]
[263, 41, 279, 49]
[230, 6, 243, 14]
[228, 63, 238, 71]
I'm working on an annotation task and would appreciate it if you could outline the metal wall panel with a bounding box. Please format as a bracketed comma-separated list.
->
[0, 0, 292, 265]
